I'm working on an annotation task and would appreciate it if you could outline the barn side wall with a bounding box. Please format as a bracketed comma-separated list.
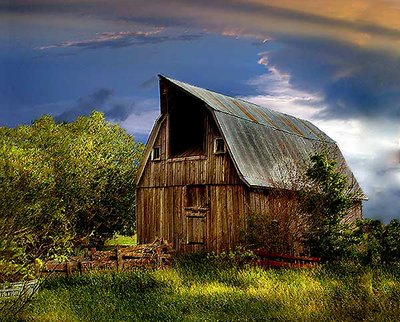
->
[137, 184, 308, 254]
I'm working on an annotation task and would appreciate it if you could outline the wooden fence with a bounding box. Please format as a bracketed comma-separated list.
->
[42, 240, 174, 276]
[253, 249, 321, 268]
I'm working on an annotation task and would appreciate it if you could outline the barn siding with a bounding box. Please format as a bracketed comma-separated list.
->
[138, 112, 242, 188]
[138, 184, 249, 253]
[137, 183, 310, 254]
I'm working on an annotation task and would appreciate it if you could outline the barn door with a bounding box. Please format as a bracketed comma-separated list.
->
[185, 185, 209, 251]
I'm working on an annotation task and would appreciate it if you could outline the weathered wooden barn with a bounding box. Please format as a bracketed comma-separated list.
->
[136, 75, 365, 254]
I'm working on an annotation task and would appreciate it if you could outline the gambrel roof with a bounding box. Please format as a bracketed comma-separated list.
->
[138, 75, 366, 199]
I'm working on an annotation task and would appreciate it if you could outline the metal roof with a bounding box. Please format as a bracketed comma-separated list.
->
[161, 76, 334, 143]
[159, 75, 366, 198]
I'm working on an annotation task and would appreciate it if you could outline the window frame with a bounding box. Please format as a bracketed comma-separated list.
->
[214, 137, 226, 154]
[151, 146, 161, 161]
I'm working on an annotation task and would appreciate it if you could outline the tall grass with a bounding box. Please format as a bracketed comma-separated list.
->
[12, 255, 400, 321]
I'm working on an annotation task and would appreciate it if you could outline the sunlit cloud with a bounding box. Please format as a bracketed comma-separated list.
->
[37, 29, 164, 50]
[239, 53, 325, 120]
[36, 27, 203, 51]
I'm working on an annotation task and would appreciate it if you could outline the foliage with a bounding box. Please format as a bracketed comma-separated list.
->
[0, 112, 144, 283]
[382, 219, 400, 264]
[301, 152, 357, 260]
[8, 264, 400, 321]
[341, 219, 400, 266]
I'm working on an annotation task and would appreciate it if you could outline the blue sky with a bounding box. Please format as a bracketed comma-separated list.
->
[1, 0, 399, 221]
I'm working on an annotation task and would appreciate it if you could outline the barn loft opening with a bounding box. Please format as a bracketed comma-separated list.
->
[168, 86, 206, 158]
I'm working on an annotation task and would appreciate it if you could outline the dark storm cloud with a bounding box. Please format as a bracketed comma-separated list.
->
[0, 1, 88, 13]
[263, 37, 400, 120]
[3, 0, 400, 43]
[56, 88, 113, 122]
[56, 88, 134, 122]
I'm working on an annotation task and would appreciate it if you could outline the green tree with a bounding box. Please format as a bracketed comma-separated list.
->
[0, 112, 144, 282]
[382, 219, 400, 264]
[302, 152, 357, 261]
[344, 219, 384, 266]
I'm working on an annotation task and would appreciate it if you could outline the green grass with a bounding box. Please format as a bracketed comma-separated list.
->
[105, 234, 137, 246]
[9, 256, 400, 321]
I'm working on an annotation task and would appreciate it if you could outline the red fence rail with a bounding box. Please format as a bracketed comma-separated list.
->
[253, 249, 321, 268]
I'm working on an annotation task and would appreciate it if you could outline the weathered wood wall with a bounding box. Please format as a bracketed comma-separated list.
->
[138, 112, 241, 188]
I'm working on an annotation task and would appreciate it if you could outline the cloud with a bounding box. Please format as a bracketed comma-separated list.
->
[36, 28, 203, 51]
[56, 88, 135, 122]
[321, 119, 400, 221]
[119, 98, 159, 135]
[105, 104, 135, 121]
[5, 1, 400, 53]
[37, 29, 163, 50]
[240, 53, 325, 119]
[256, 37, 400, 121]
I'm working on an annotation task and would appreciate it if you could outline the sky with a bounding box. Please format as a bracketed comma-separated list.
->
[1, 0, 399, 221]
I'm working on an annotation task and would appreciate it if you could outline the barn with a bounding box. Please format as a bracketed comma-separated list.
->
[136, 75, 365, 254]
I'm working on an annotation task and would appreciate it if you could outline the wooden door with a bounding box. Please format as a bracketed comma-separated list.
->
[184, 185, 209, 251]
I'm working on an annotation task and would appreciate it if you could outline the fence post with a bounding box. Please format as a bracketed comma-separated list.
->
[115, 246, 123, 272]
[66, 261, 71, 277]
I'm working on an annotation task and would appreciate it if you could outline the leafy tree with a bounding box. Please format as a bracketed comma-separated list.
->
[0, 112, 144, 282]
[382, 219, 400, 264]
[343, 219, 384, 266]
[301, 152, 357, 261]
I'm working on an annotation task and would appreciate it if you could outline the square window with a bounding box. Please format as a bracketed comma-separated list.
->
[151, 146, 161, 160]
[214, 138, 226, 154]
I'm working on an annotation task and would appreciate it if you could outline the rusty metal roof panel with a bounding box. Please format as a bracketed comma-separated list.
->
[215, 111, 364, 196]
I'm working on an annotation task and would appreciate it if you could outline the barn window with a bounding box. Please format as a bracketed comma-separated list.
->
[151, 146, 161, 160]
[214, 137, 226, 154]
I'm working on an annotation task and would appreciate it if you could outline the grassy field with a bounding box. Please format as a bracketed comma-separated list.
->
[8, 255, 400, 322]
[104, 234, 137, 246]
